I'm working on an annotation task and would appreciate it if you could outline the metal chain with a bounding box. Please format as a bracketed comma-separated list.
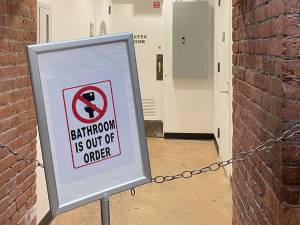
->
[0, 123, 299, 178]
[0, 143, 44, 168]
[151, 123, 300, 184]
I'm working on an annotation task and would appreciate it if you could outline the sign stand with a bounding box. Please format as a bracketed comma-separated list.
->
[101, 195, 110, 225]
[27, 33, 152, 217]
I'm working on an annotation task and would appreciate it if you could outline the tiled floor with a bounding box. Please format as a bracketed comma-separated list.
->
[51, 138, 232, 225]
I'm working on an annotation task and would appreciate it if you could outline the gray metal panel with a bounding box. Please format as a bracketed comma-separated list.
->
[27, 33, 151, 217]
[173, 2, 209, 78]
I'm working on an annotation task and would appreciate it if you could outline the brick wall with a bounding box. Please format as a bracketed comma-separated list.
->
[0, 1, 37, 225]
[232, 0, 300, 225]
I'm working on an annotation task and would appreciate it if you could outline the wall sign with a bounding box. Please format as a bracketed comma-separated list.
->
[153, 1, 161, 8]
[134, 34, 147, 44]
[63, 81, 121, 168]
[27, 33, 151, 216]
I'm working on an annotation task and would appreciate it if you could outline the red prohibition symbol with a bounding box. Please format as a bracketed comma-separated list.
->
[72, 86, 108, 124]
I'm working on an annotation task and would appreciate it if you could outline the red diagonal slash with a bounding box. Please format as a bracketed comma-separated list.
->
[78, 95, 105, 115]
[72, 86, 108, 124]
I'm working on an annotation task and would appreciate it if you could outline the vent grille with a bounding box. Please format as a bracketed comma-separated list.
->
[142, 98, 156, 118]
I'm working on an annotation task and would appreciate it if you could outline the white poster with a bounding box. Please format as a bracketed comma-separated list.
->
[27, 33, 151, 216]
[63, 80, 121, 169]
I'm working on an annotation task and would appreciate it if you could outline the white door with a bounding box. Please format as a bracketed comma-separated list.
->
[111, 1, 164, 121]
[215, 0, 231, 175]
[37, 2, 52, 223]
[38, 3, 52, 44]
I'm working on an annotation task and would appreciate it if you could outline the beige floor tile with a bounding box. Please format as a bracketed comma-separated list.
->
[52, 138, 232, 225]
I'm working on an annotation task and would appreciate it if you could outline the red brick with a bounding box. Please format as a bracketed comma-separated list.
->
[284, 39, 300, 56]
[10, 213, 19, 225]
[268, 39, 284, 56]
[233, 0, 300, 224]
[0, 53, 17, 66]
[282, 60, 300, 78]
[282, 166, 300, 185]
[0, 1, 37, 222]
[0, 128, 18, 144]
[285, 0, 300, 14]
[25, 215, 37, 225]
[273, 16, 285, 36]
[267, 0, 285, 17]
[0, 168, 17, 187]
[284, 17, 300, 37]
[0, 191, 16, 215]
[7, 1, 31, 18]
[245, 70, 266, 90]
[281, 206, 300, 225]
[0, 93, 10, 106]
[282, 76, 300, 99]
[233, 65, 246, 80]
[281, 185, 300, 205]
[0, 79, 16, 93]
[17, 204, 27, 220]
[15, 188, 32, 210]
[0, 15, 7, 27]
[254, 5, 267, 23]
[261, 93, 283, 118]
[16, 164, 35, 185]
[281, 101, 300, 120]
[17, 52, 28, 65]
[0, 40, 9, 52]
[0, 202, 16, 225]
[26, 193, 36, 209]
[282, 143, 300, 163]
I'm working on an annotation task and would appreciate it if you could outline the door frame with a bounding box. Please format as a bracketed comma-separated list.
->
[37, 2, 52, 44]
[214, 0, 233, 176]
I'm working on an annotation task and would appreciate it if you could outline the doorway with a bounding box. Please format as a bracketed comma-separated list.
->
[111, 1, 164, 130]
[214, 0, 232, 175]
[38, 2, 52, 44]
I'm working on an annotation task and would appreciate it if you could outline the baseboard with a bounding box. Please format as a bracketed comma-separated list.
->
[164, 133, 214, 140]
[213, 136, 220, 154]
[144, 120, 163, 138]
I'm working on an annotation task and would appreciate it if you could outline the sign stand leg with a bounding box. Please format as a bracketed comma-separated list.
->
[101, 195, 110, 225]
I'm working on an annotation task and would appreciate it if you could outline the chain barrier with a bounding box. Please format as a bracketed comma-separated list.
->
[0, 124, 299, 185]
[0, 143, 44, 168]
[151, 123, 300, 184]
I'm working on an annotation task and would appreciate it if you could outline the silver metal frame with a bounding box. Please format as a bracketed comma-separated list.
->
[27, 33, 151, 217]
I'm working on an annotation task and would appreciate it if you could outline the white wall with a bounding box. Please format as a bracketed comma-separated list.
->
[38, 0, 96, 41]
[163, 0, 215, 133]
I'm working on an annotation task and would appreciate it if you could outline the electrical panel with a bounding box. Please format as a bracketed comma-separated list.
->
[173, 1, 209, 78]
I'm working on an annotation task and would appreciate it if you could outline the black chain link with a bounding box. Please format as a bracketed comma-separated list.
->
[0, 124, 299, 182]
[152, 123, 300, 184]
[0, 143, 44, 168]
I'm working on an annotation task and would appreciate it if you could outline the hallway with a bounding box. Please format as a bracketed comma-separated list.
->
[51, 138, 232, 225]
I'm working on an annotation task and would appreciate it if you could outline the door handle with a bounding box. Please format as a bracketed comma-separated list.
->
[220, 90, 229, 94]
[158, 61, 162, 73]
[182, 37, 185, 44]
[156, 54, 163, 81]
